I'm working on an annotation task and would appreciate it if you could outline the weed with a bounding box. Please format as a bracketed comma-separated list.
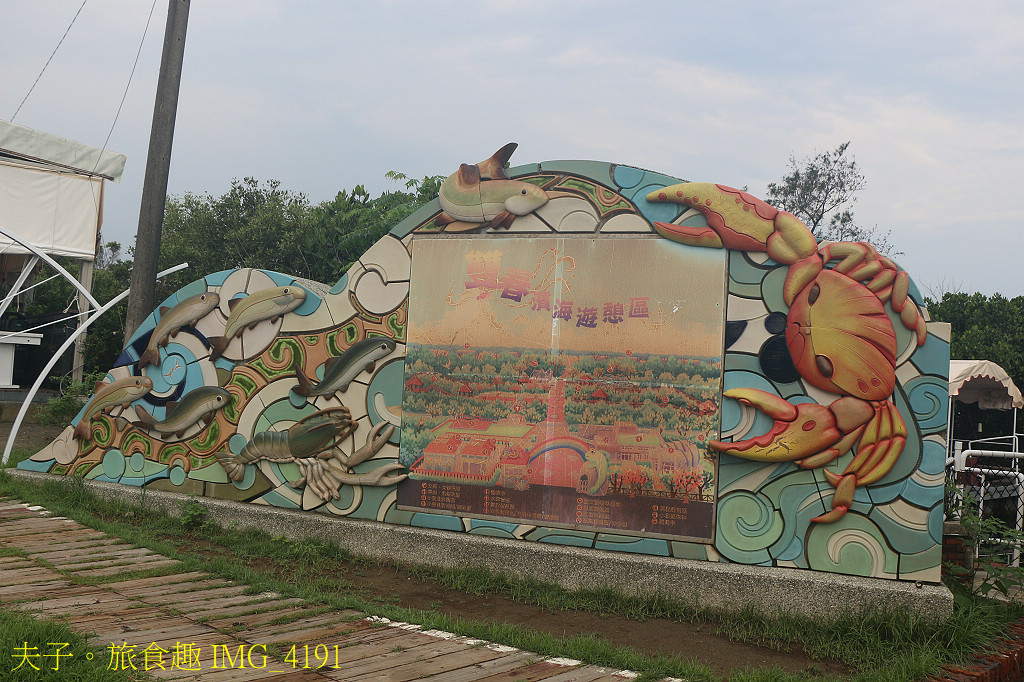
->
[0, 606, 147, 681]
[178, 498, 210, 531]
[946, 480, 1024, 600]
[5, 476, 1022, 681]
[37, 372, 106, 426]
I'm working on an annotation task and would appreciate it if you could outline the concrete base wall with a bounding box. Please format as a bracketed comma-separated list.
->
[10, 470, 954, 622]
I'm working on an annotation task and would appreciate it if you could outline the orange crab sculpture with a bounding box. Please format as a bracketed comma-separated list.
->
[648, 183, 927, 523]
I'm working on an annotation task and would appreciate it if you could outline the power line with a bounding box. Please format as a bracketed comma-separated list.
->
[93, 0, 160, 175]
[11, 0, 89, 122]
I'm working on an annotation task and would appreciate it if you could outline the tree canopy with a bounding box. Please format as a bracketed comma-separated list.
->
[926, 291, 1024, 391]
[10, 152, 1021, 401]
[156, 173, 441, 295]
[765, 142, 896, 254]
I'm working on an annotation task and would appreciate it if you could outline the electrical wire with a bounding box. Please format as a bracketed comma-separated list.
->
[84, 0, 160, 261]
[11, 0, 89, 122]
[92, 0, 160, 175]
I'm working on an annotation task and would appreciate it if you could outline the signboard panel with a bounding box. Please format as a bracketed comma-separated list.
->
[397, 237, 726, 542]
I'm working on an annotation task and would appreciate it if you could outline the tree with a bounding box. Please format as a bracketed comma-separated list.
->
[926, 292, 1024, 390]
[156, 173, 442, 297]
[157, 178, 318, 295]
[765, 142, 896, 254]
[301, 172, 441, 283]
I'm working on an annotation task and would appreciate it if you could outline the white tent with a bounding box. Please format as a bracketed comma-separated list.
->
[0, 120, 127, 387]
[0, 120, 125, 261]
[950, 359, 1024, 410]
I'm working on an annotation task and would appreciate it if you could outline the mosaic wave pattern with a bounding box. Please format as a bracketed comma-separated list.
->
[24, 155, 947, 582]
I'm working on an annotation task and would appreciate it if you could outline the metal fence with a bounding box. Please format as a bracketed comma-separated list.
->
[948, 435, 1024, 566]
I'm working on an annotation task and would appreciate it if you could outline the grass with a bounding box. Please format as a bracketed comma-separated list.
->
[1, 470, 1021, 681]
[0, 606, 151, 681]
[4, 446, 37, 470]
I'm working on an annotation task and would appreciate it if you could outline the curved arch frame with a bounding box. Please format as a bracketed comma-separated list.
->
[1, 263, 188, 465]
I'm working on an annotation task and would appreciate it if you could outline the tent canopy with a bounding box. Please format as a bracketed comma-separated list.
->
[0, 121, 126, 261]
[0, 120, 125, 182]
[950, 359, 1024, 410]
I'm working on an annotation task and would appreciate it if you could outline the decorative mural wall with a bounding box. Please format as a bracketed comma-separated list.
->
[22, 144, 949, 582]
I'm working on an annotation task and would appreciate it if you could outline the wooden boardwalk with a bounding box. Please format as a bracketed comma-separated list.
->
[0, 499, 665, 681]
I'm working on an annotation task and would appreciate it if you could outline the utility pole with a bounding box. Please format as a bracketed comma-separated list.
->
[124, 0, 190, 342]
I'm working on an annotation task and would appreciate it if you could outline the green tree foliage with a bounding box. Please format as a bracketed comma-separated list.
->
[81, 243, 133, 373]
[302, 172, 441, 283]
[4, 173, 441, 378]
[926, 292, 1024, 390]
[157, 173, 442, 294]
[157, 178, 318, 293]
[11, 242, 132, 382]
[765, 142, 896, 254]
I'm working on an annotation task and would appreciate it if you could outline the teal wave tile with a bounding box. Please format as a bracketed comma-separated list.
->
[16, 459, 55, 473]
[909, 335, 951, 378]
[258, 490, 300, 509]
[467, 527, 517, 540]
[868, 507, 936, 555]
[383, 504, 415, 525]
[204, 270, 235, 287]
[329, 272, 349, 296]
[389, 202, 442, 239]
[594, 534, 670, 556]
[669, 541, 709, 560]
[410, 512, 464, 532]
[612, 165, 645, 189]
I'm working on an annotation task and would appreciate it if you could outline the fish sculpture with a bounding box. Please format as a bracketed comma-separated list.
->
[208, 285, 306, 359]
[436, 142, 548, 229]
[138, 292, 221, 368]
[134, 386, 231, 437]
[294, 337, 396, 397]
[73, 376, 154, 440]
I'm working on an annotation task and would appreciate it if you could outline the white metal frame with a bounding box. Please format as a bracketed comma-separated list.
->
[0, 262, 187, 466]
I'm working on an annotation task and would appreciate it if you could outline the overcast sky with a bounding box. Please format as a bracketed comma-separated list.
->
[3, 1, 1022, 298]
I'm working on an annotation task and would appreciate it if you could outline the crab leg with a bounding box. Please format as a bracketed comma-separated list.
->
[331, 463, 408, 487]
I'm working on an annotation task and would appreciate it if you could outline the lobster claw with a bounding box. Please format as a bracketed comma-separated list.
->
[288, 407, 357, 458]
[647, 183, 818, 265]
[713, 389, 873, 467]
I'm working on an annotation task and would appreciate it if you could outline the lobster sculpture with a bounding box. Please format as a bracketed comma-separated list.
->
[214, 407, 406, 502]
[648, 183, 927, 522]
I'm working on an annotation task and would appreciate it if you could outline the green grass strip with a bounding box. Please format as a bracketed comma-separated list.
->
[2, 471, 1022, 681]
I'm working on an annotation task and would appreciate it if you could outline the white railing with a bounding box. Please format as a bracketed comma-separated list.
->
[950, 448, 1024, 567]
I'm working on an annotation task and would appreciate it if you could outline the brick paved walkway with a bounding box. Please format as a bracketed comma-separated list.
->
[0, 499, 664, 681]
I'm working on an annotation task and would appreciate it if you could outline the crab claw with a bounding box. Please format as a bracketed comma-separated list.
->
[714, 389, 873, 467]
[648, 183, 818, 265]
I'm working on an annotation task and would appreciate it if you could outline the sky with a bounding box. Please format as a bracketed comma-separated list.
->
[3, 1, 1023, 298]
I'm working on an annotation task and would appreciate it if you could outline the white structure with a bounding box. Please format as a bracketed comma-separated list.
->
[948, 359, 1024, 565]
[0, 120, 126, 384]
